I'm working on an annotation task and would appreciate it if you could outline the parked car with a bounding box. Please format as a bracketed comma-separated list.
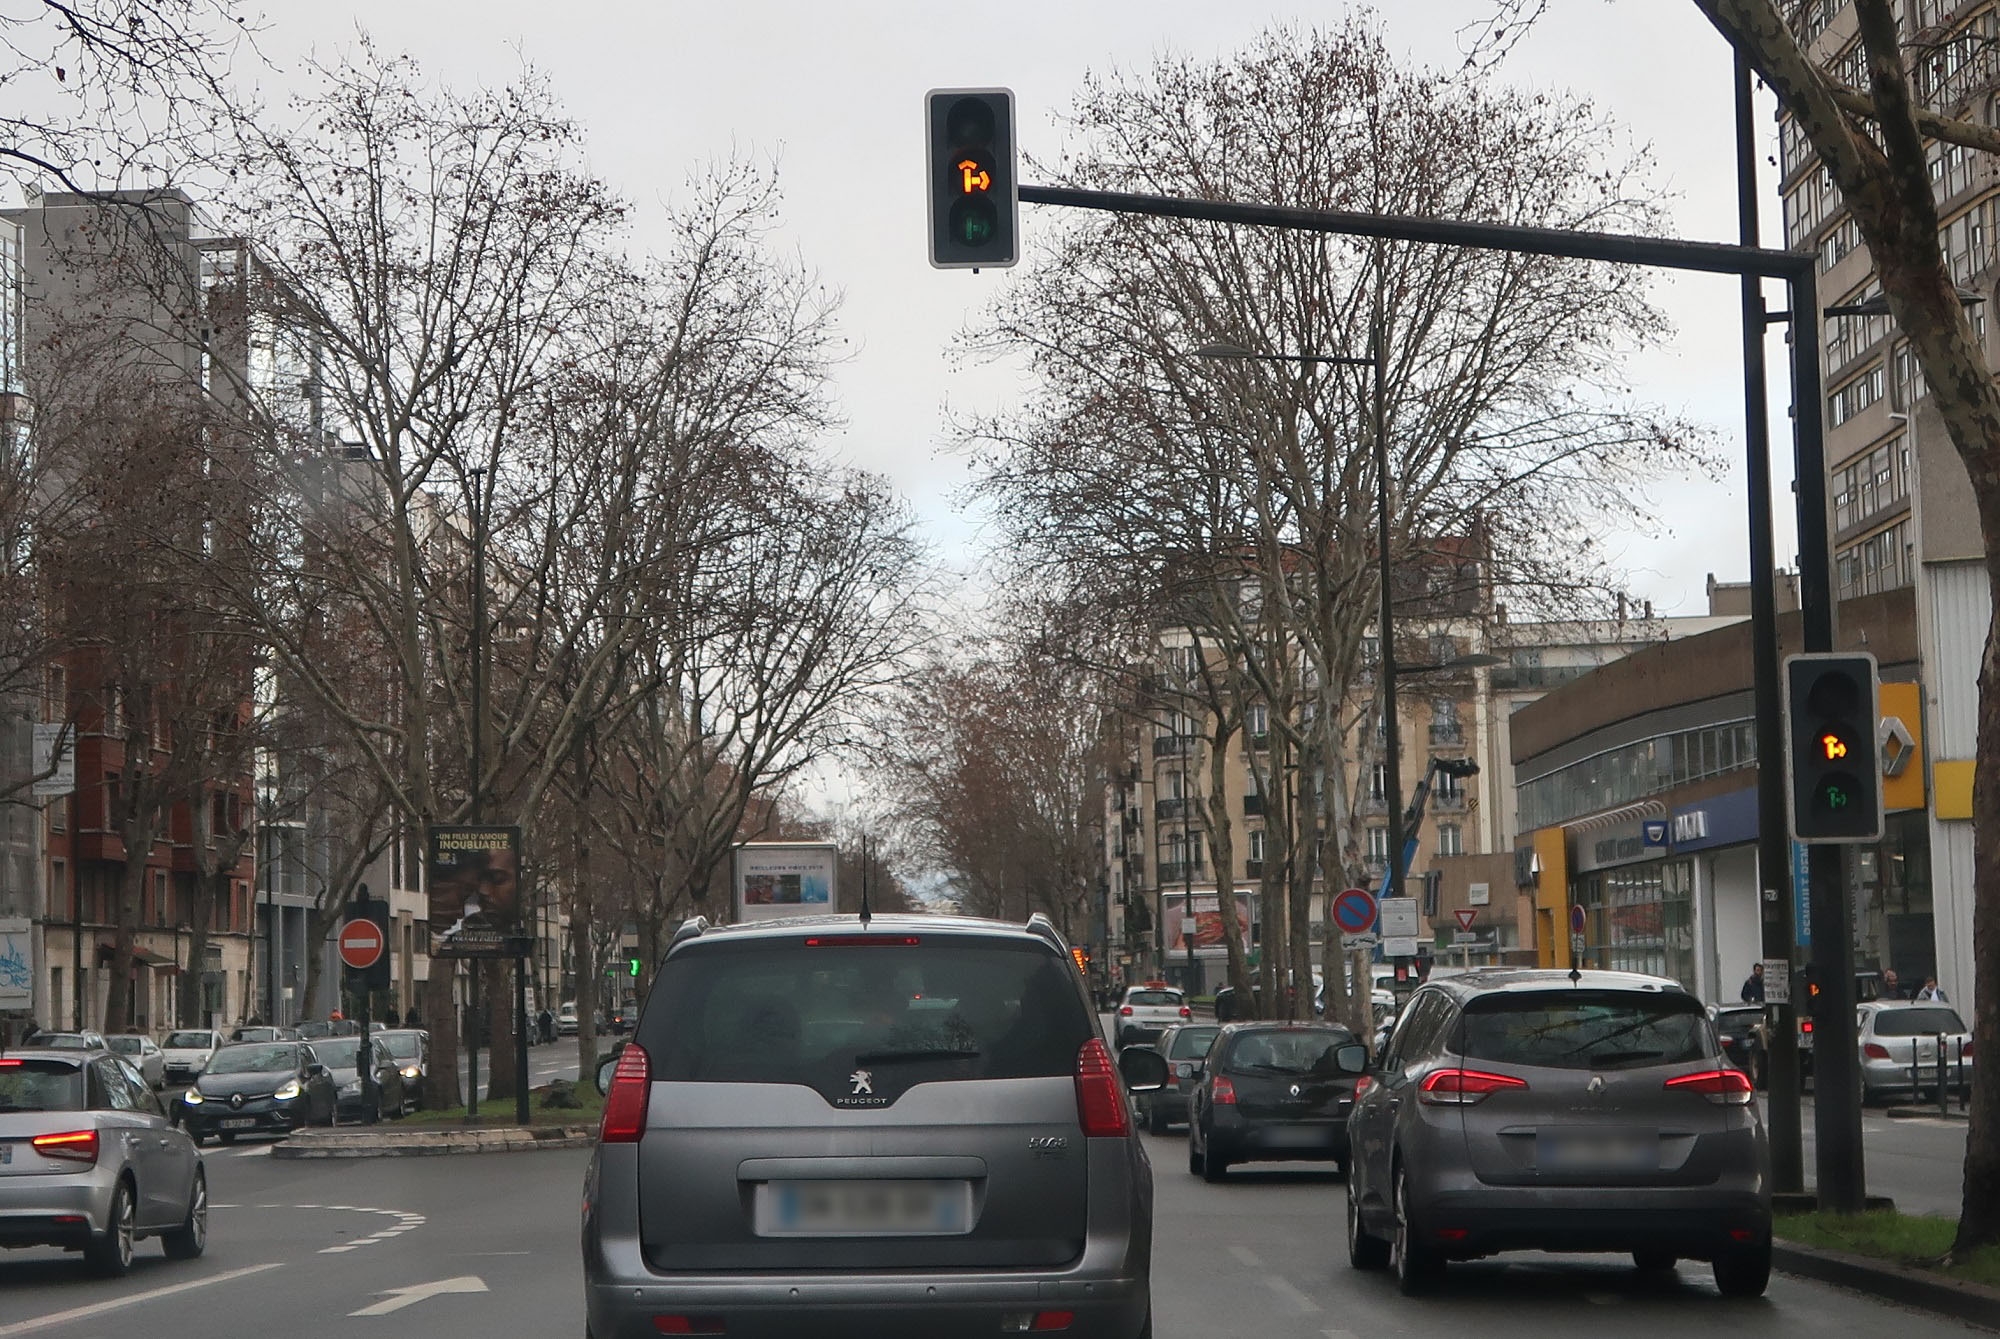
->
[21, 1030, 108, 1052]
[178, 1042, 337, 1144]
[1346, 969, 1771, 1297]
[556, 1002, 580, 1037]
[295, 1020, 337, 1040]
[1116, 982, 1191, 1046]
[373, 1029, 431, 1107]
[102, 1034, 167, 1090]
[0, 1049, 207, 1275]
[1136, 1022, 1220, 1134]
[1188, 1022, 1367, 1179]
[1711, 1004, 1769, 1088]
[308, 1035, 409, 1121]
[1859, 1000, 1974, 1104]
[582, 912, 1169, 1339]
[159, 1029, 221, 1086]
[228, 1025, 299, 1043]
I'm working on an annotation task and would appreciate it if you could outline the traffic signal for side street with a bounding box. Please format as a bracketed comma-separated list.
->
[1783, 652, 1883, 843]
[927, 88, 1017, 269]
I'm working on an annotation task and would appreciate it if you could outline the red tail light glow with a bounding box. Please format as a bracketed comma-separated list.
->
[1664, 1068, 1755, 1105]
[1353, 1074, 1373, 1099]
[1211, 1074, 1237, 1106]
[1119, 1006, 1134, 1016]
[31, 1129, 98, 1163]
[802, 935, 919, 947]
[599, 1044, 652, 1143]
[1074, 1038, 1130, 1137]
[1863, 1043, 1891, 1060]
[0, 1058, 20, 1067]
[653, 1316, 726, 1335]
[1418, 1068, 1527, 1105]
[1031, 1311, 1075, 1331]
[1965, 1040, 1976, 1057]
[1178, 1006, 1192, 1019]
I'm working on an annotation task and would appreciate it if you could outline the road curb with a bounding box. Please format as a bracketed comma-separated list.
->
[1774, 1237, 2000, 1331]
[271, 1125, 596, 1159]
[1886, 1106, 1971, 1122]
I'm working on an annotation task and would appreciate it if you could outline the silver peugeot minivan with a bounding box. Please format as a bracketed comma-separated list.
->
[582, 913, 1168, 1339]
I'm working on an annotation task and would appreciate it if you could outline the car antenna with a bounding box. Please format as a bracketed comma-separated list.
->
[1569, 966, 1582, 985]
[858, 833, 872, 928]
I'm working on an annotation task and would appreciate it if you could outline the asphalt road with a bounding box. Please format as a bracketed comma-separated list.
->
[1793, 1098, 1969, 1217]
[1, 1136, 1985, 1339]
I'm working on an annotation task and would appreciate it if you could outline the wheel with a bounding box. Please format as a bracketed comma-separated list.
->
[162, 1168, 208, 1260]
[1147, 1102, 1169, 1136]
[1201, 1138, 1229, 1183]
[1392, 1163, 1443, 1295]
[84, 1179, 136, 1278]
[1347, 1182, 1390, 1270]
[219, 1132, 237, 1146]
[1712, 1242, 1772, 1298]
[1335, 1157, 1351, 1180]
[1135, 1308, 1152, 1339]
[1633, 1250, 1677, 1272]
[189, 1131, 207, 1149]
[1187, 1139, 1202, 1176]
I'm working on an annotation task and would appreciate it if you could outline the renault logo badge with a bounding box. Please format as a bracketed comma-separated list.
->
[1587, 1075, 1606, 1096]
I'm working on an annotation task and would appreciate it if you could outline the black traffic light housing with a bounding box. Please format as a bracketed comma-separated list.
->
[927, 88, 1018, 269]
[1783, 652, 1883, 843]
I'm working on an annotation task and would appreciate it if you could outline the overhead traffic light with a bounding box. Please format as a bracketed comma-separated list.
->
[927, 88, 1017, 269]
[1783, 652, 1883, 843]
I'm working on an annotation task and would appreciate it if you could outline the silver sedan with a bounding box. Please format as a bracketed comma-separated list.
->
[1858, 1000, 1974, 1103]
[0, 1049, 207, 1276]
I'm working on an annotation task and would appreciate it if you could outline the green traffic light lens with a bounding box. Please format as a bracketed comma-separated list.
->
[949, 197, 997, 246]
[1812, 771, 1861, 815]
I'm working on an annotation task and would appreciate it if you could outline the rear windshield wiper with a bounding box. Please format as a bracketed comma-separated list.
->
[853, 1048, 983, 1065]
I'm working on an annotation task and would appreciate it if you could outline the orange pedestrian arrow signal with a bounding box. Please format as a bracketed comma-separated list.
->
[958, 159, 991, 193]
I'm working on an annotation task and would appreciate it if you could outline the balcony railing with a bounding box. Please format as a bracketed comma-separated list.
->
[1153, 735, 1196, 758]
[1428, 725, 1466, 747]
[1154, 797, 1191, 822]
[1157, 861, 1206, 885]
[1243, 793, 1266, 816]
[1244, 859, 1264, 879]
[1246, 731, 1270, 752]
[1430, 789, 1467, 812]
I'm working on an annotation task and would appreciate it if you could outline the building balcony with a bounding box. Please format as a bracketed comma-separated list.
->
[1244, 859, 1264, 880]
[1246, 731, 1270, 752]
[1154, 797, 1191, 822]
[1153, 735, 1196, 758]
[1428, 726, 1466, 748]
[1430, 790, 1468, 813]
[1242, 793, 1266, 816]
[1157, 861, 1206, 885]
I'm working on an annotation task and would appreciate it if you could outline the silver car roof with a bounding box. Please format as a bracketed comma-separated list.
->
[1415, 967, 1694, 999]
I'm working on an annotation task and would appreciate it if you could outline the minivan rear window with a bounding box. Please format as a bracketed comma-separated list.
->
[0, 1059, 84, 1111]
[1459, 990, 1712, 1071]
[1126, 990, 1181, 1006]
[639, 939, 1094, 1084]
[1874, 1007, 1967, 1036]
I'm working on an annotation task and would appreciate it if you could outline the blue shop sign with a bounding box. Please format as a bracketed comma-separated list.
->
[1668, 787, 1758, 854]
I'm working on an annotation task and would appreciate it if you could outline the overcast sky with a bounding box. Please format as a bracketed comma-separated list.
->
[244, 0, 1798, 618]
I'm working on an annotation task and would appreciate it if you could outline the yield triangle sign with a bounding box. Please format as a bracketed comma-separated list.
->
[1454, 908, 1478, 932]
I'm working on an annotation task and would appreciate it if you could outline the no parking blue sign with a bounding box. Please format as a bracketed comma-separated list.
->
[1332, 887, 1378, 936]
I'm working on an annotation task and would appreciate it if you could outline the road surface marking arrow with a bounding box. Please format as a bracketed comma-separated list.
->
[349, 1275, 488, 1316]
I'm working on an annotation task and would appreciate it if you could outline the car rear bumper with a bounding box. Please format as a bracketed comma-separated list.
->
[0, 1173, 115, 1245]
[1862, 1056, 1973, 1093]
[1209, 1113, 1348, 1163]
[1417, 1187, 1770, 1261]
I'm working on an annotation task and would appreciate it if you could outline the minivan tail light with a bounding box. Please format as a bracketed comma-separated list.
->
[1211, 1074, 1237, 1106]
[1418, 1068, 1527, 1105]
[31, 1129, 98, 1163]
[1664, 1068, 1755, 1105]
[1119, 1005, 1134, 1016]
[1863, 1043, 1891, 1060]
[1075, 1039, 1130, 1137]
[599, 1044, 652, 1143]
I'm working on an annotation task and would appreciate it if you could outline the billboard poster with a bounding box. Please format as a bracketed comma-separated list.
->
[0, 917, 30, 1010]
[733, 842, 838, 923]
[1165, 892, 1255, 952]
[427, 825, 523, 958]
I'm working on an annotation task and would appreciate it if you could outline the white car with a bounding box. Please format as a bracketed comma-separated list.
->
[103, 1035, 166, 1089]
[556, 1002, 579, 1036]
[1116, 982, 1190, 1045]
[159, 1029, 221, 1086]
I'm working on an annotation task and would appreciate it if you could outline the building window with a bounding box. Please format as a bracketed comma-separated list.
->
[1247, 703, 1269, 741]
[1248, 828, 1267, 862]
[1437, 823, 1463, 857]
[1366, 826, 1389, 860]
[1828, 363, 1885, 427]
[1369, 762, 1387, 802]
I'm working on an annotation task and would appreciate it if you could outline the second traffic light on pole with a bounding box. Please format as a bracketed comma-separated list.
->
[927, 88, 1017, 269]
[1783, 651, 1883, 843]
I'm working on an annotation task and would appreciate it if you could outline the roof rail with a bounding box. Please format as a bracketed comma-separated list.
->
[668, 916, 709, 950]
[1023, 913, 1065, 954]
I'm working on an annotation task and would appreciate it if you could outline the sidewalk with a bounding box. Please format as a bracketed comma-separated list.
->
[272, 1123, 595, 1159]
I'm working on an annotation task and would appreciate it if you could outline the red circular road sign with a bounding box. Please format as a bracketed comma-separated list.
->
[1332, 886, 1378, 936]
[338, 918, 385, 970]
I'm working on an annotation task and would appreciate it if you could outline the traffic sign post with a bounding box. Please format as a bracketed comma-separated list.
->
[341, 889, 392, 1125]
[1332, 887, 1378, 936]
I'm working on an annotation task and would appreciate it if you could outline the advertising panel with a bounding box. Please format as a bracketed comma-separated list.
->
[426, 825, 523, 958]
[1164, 891, 1254, 952]
[733, 842, 838, 923]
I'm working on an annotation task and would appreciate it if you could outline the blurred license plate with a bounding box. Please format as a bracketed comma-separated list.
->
[755, 1179, 972, 1237]
[1537, 1130, 1656, 1171]
[220, 1118, 257, 1130]
[0, 1144, 11, 1164]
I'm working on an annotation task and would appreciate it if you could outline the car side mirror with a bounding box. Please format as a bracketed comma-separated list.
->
[1118, 1045, 1170, 1093]
[1335, 1043, 1368, 1075]
[594, 1052, 618, 1096]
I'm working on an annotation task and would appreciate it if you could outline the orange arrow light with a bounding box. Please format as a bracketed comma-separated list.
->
[1820, 732, 1848, 760]
[958, 159, 992, 194]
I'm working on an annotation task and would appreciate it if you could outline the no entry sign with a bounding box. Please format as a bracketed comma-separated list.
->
[338, 918, 386, 971]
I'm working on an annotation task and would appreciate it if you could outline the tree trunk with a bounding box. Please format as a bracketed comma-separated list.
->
[421, 968, 462, 1109]
[1956, 555, 2000, 1255]
[1203, 726, 1254, 1004]
[482, 958, 517, 1103]
[573, 895, 599, 1081]
[300, 904, 333, 1019]
[178, 873, 215, 1029]
[102, 834, 153, 1033]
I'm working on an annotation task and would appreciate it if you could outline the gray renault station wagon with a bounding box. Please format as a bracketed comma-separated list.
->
[582, 913, 1168, 1339]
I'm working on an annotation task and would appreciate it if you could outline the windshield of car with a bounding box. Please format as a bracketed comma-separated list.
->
[0, 1059, 83, 1111]
[209, 1044, 300, 1074]
[1168, 1026, 1219, 1059]
[378, 1033, 422, 1059]
[233, 1028, 280, 1042]
[312, 1039, 362, 1068]
[1874, 1007, 1968, 1036]
[1715, 1008, 1762, 1027]
[1459, 990, 1713, 1070]
[1223, 1027, 1356, 1075]
[1126, 990, 1182, 1007]
[297, 1022, 333, 1038]
[640, 938, 1094, 1083]
[165, 1031, 213, 1049]
[105, 1037, 143, 1054]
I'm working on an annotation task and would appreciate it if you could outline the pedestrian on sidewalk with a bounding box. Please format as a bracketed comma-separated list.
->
[1739, 962, 1765, 1003]
[1918, 976, 1948, 1002]
[1881, 968, 1902, 1000]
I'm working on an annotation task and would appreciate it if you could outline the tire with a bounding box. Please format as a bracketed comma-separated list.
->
[1135, 1308, 1152, 1339]
[85, 1179, 136, 1278]
[1147, 1102, 1169, 1136]
[1392, 1162, 1443, 1295]
[189, 1131, 207, 1149]
[1347, 1182, 1390, 1270]
[1712, 1243, 1772, 1298]
[1201, 1137, 1229, 1183]
[162, 1168, 208, 1260]
[1633, 1250, 1677, 1272]
[1188, 1140, 1202, 1176]
[219, 1132, 237, 1146]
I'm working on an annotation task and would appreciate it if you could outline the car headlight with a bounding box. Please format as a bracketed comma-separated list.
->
[400, 1066, 420, 1080]
[339, 1080, 362, 1097]
[274, 1079, 302, 1101]
[182, 1089, 204, 1105]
